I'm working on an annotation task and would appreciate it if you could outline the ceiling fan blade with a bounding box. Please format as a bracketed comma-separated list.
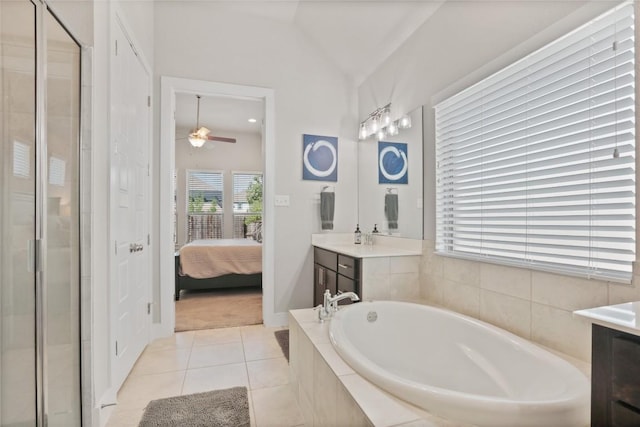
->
[206, 135, 236, 143]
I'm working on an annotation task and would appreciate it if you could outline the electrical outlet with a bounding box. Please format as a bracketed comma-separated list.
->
[274, 195, 290, 207]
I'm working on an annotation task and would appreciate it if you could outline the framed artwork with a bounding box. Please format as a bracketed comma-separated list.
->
[378, 141, 408, 184]
[302, 134, 338, 182]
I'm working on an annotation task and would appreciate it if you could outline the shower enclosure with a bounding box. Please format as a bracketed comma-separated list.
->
[1, 1, 82, 425]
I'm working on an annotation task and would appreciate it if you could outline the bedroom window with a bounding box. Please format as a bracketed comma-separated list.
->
[187, 170, 223, 241]
[233, 172, 263, 239]
[435, 2, 635, 283]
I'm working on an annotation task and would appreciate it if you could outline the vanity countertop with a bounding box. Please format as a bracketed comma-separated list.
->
[312, 242, 422, 258]
[574, 301, 640, 337]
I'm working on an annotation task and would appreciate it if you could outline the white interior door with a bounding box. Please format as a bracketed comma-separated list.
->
[111, 20, 151, 389]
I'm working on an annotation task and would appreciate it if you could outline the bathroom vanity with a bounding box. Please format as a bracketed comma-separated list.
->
[574, 302, 640, 426]
[314, 247, 361, 306]
[311, 233, 422, 306]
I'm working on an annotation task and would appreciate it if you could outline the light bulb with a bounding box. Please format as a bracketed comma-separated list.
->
[188, 135, 206, 148]
[398, 115, 412, 129]
[387, 121, 399, 136]
[380, 108, 391, 127]
[359, 123, 368, 140]
[368, 116, 379, 134]
[377, 127, 386, 140]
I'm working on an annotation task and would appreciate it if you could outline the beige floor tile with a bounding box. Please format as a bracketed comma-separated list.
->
[116, 370, 186, 410]
[188, 342, 245, 369]
[104, 408, 144, 427]
[146, 331, 195, 352]
[182, 363, 249, 395]
[241, 324, 285, 342]
[243, 338, 284, 361]
[251, 384, 305, 427]
[193, 327, 242, 346]
[246, 357, 290, 390]
[130, 348, 191, 376]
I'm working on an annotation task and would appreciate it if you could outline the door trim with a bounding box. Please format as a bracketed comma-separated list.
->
[158, 77, 278, 338]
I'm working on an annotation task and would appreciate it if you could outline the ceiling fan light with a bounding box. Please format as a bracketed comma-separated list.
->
[196, 126, 210, 138]
[188, 135, 206, 148]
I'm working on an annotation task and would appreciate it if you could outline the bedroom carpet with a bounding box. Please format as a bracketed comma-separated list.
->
[175, 286, 262, 332]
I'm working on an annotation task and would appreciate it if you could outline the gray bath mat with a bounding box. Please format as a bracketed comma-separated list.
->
[138, 386, 249, 427]
[274, 329, 289, 362]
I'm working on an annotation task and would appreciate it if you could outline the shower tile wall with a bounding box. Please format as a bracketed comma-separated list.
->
[419, 239, 640, 362]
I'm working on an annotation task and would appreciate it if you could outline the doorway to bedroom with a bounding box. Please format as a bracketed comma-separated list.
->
[172, 93, 264, 332]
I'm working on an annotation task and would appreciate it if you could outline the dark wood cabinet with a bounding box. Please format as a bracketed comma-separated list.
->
[313, 247, 361, 307]
[592, 324, 640, 426]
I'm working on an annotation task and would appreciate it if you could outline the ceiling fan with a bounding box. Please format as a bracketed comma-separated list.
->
[183, 95, 236, 148]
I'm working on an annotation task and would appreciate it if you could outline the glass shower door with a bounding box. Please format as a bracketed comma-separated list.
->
[45, 10, 81, 427]
[0, 3, 81, 426]
[0, 1, 38, 425]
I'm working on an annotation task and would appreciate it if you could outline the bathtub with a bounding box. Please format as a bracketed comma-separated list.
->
[329, 301, 590, 427]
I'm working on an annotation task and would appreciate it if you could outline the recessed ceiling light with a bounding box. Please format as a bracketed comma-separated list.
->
[248, 118, 257, 123]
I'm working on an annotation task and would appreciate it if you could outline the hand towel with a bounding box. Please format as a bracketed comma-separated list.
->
[385, 193, 399, 230]
[320, 191, 335, 230]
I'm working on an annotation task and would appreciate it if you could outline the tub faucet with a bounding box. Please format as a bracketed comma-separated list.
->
[315, 290, 360, 322]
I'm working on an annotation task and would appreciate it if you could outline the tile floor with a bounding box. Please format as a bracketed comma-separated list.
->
[105, 324, 305, 427]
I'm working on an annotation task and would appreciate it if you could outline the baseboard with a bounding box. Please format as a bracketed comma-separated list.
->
[263, 311, 288, 327]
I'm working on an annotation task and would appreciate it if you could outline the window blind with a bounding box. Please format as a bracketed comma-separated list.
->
[187, 171, 223, 212]
[435, 2, 635, 283]
[233, 173, 262, 213]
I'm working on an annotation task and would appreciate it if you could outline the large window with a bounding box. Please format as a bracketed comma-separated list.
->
[233, 172, 263, 239]
[435, 2, 635, 283]
[187, 170, 223, 240]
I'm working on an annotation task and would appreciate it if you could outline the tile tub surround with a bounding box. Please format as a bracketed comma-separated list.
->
[289, 308, 470, 427]
[419, 239, 640, 363]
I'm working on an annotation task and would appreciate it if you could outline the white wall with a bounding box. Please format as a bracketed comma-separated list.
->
[175, 128, 262, 245]
[359, 0, 639, 363]
[154, 3, 359, 313]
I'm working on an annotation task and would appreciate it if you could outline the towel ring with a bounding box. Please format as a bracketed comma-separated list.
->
[386, 187, 398, 194]
[322, 185, 335, 193]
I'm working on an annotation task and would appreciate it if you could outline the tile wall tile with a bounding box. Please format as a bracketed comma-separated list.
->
[479, 290, 531, 339]
[336, 381, 370, 426]
[297, 328, 315, 400]
[442, 257, 481, 287]
[313, 352, 338, 426]
[479, 263, 531, 300]
[531, 303, 592, 362]
[390, 272, 420, 301]
[390, 256, 421, 274]
[608, 278, 640, 305]
[532, 271, 608, 311]
[442, 280, 480, 318]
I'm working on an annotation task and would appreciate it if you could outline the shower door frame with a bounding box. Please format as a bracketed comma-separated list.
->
[32, 0, 83, 425]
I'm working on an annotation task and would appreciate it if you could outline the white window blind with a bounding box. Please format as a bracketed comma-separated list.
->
[187, 171, 223, 213]
[435, 2, 635, 283]
[233, 173, 262, 213]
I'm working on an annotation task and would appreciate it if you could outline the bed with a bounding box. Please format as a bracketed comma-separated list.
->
[175, 239, 262, 300]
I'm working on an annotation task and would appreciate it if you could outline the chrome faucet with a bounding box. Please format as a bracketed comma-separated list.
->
[315, 289, 360, 322]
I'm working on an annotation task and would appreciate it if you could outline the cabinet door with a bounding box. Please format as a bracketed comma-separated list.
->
[314, 264, 337, 306]
[337, 275, 357, 305]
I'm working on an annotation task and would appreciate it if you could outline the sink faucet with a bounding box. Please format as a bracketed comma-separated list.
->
[316, 290, 360, 322]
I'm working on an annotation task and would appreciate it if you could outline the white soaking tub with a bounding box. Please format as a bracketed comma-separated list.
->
[329, 301, 589, 427]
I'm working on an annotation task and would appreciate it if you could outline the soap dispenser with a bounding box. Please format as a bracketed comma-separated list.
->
[354, 224, 362, 244]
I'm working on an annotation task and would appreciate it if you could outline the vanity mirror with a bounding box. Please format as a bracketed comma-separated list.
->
[357, 106, 423, 239]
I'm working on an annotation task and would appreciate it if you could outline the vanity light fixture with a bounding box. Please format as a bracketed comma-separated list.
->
[358, 103, 411, 141]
